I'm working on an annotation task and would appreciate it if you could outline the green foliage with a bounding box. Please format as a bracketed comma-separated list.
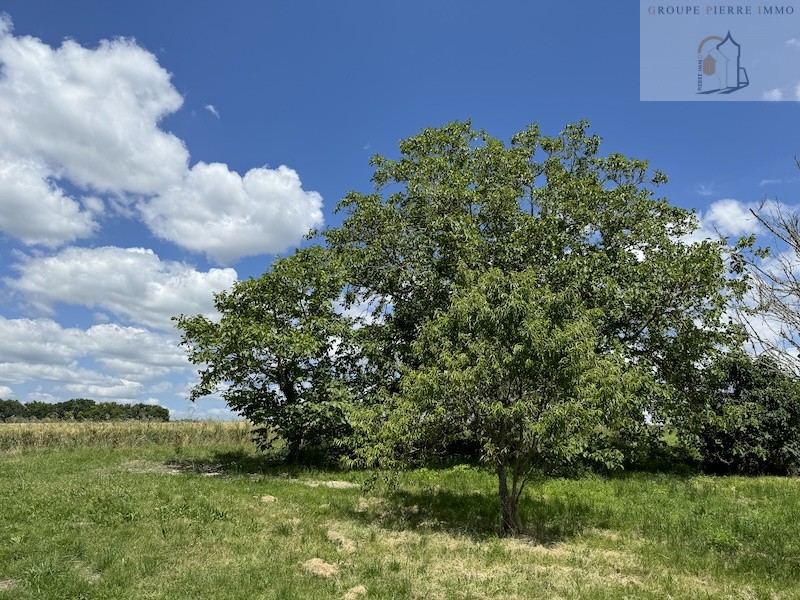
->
[175, 246, 355, 460]
[0, 399, 27, 421]
[175, 120, 744, 534]
[0, 398, 169, 422]
[326, 120, 742, 533]
[399, 267, 655, 532]
[695, 351, 800, 475]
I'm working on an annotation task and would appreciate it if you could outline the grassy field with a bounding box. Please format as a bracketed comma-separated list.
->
[0, 422, 799, 599]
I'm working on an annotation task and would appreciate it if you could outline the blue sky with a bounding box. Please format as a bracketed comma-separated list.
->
[0, 1, 799, 419]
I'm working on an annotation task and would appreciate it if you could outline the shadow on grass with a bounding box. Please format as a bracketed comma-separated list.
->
[164, 450, 600, 544]
[166, 449, 347, 478]
[339, 486, 599, 544]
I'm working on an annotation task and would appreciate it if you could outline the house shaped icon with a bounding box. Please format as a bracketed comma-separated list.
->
[715, 32, 749, 90]
[697, 31, 749, 94]
[702, 54, 716, 76]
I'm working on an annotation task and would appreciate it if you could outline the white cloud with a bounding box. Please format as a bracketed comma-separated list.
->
[795, 82, 800, 101]
[7, 246, 237, 329]
[0, 17, 187, 195]
[82, 196, 106, 217]
[762, 88, 784, 101]
[0, 157, 97, 246]
[0, 385, 12, 398]
[0, 316, 192, 402]
[696, 183, 716, 197]
[141, 163, 324, 263]
[63, 379, 143, 400]
[703, 199, 759, 237]
[0, 361, 117, 386]
[0, 16, 322, 260]
[0, 316, 83, 365]
[687, 199, 761, 243]
[0, 316, 188, 377]
[24, 391, 59, 403]
[84, 323, 189, 379]
[787, 38, 800, 48]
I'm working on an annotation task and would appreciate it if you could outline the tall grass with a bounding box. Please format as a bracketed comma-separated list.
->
[1, 441, 798, 599]
[0, 420, 252, 452]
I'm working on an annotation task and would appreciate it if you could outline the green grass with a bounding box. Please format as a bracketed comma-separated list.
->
[1, 423, 799, 599]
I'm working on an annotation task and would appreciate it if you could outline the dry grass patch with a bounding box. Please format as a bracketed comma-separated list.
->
[366, 527, 653, 599]
[74, 564, 101, 584]
[327, 528, 357, 554]
[119, 460, 182, 475]
[299, 479, 360, 489]
[342, 584, 367, 599]
[0, 580, 18, 591]
[302, 557, 339, 578]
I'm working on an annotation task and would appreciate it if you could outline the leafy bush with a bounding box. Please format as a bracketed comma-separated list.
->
[696, 352, 800, 475]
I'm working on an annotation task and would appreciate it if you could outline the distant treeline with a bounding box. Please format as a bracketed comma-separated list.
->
[0, 398, 169, 422]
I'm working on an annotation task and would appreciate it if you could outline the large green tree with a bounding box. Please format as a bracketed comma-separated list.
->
[326, 121, 743, 534]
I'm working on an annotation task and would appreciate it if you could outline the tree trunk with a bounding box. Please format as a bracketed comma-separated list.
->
[497, 462, 522, 536]
[286, 436, 302, 463]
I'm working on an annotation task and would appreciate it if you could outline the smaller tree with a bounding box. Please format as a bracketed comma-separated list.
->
[696, 351, 800, 475]
[376, 267, 649, 535]
[175, 246, 354, 460]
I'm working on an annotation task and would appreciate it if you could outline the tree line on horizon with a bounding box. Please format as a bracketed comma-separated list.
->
[0, 398, 170, 422]
[167, 119, 800, 536]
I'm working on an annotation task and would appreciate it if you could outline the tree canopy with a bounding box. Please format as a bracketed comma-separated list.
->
[175, 245, 355, 459]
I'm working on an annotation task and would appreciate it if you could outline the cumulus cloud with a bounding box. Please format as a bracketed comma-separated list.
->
[0, 361, 119, 387]
[0, 16, 322, 260]
[702, 199, 759, 237]
[6, 246, 237, 329]
[0, 385, 12, 398]
[0, 316, 188, 376]
[0, 157, 97, 245]
[0, 316, 83, 365]
[685, 199, 761, 243]
[0, 17, 187, 195]
[63, 379, 143, 399]
[84, 323, 189, 379]
[141, 163, 324, 263]
[0, 316, 191, 401]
